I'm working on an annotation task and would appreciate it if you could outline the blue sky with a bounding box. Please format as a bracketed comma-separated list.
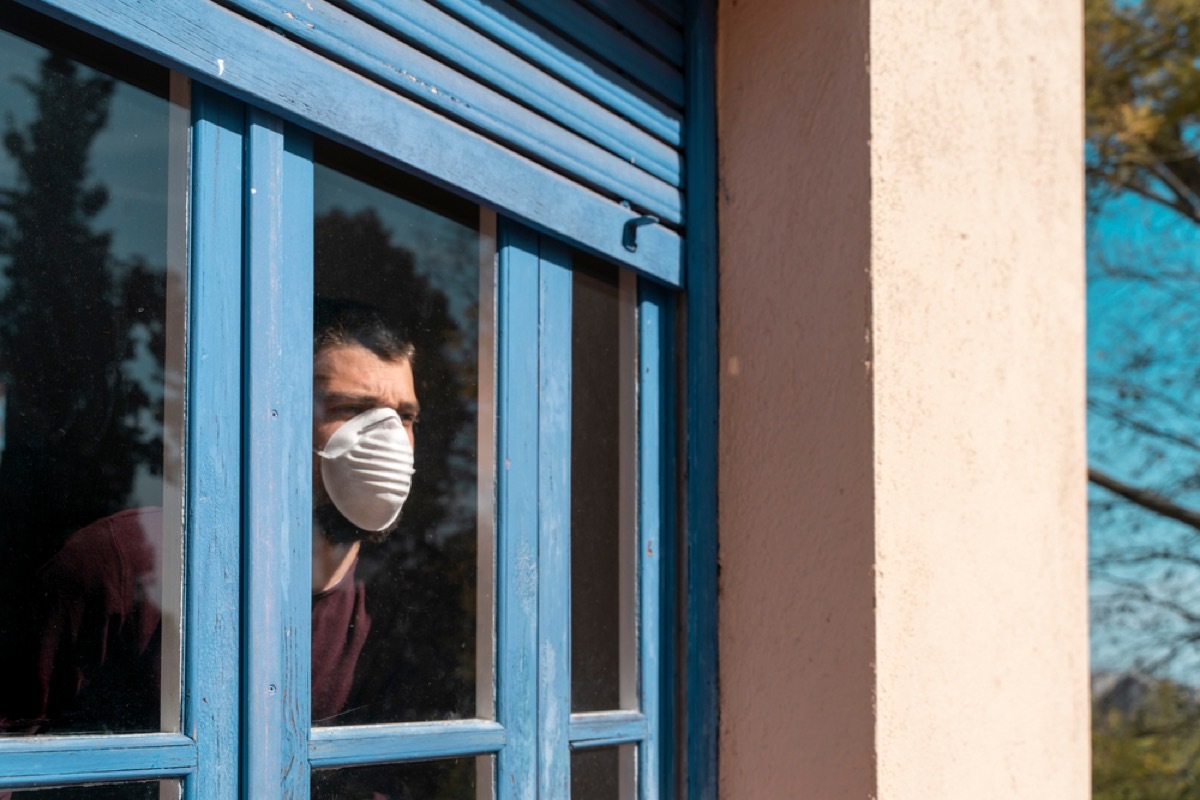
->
[1088, 186, 1200, 680]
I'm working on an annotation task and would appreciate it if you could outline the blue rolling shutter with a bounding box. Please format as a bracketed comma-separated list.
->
[25, 0, 688, 285]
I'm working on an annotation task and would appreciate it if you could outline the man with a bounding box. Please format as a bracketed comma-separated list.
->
[312, 302, 419, 593]
[308, 301, 419, 722]
[0, 301, 418, 734]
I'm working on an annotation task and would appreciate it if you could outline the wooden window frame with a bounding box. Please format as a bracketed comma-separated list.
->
[0, 1, 718, 796]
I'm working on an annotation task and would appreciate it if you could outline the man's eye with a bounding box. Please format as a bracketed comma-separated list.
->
[401, 414, 419, 427]
[333, 405, 365, 417]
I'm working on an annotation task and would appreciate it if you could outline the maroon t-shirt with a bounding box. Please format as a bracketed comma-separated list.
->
[0, 507, 370, 734]
[312, 552, 371, 724]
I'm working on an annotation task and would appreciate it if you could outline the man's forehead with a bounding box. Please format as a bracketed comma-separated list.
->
[315, 343, 409, 371]
[315, 344, 414, 392]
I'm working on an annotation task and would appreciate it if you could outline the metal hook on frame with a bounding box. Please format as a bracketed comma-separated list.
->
[621, 201, 658, 253]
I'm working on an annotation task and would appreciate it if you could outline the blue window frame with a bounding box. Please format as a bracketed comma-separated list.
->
[0, 0, 717, 796]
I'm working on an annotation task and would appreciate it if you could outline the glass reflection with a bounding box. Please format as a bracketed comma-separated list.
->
[312, 756, 485, 800]
[570, 745, 635, 800]
[571, 257, 638, 712]
[0, 3, 186, 736]
[6, 780, 179, 800]
[311, 139, 493, 725]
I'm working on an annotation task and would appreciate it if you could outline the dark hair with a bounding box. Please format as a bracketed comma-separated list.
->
[313, 297, 415, 364]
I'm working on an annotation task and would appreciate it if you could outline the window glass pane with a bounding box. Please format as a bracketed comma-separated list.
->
[570, 745, 635, 800]
[311, 139, 494, 725]
[0, 3, 187, 736]
[7, 780, 179, 800]
[571, 257, 638, 712]
[311, 756, 487, 800]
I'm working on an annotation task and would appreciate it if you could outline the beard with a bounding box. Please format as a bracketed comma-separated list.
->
[312, 489, 402, 546]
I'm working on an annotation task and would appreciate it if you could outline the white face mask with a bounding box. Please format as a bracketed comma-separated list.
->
[317, 407, 415, 532]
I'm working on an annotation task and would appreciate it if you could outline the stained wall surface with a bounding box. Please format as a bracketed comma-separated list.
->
[715, 0, 876, 797]
[716, 0, 1088, 797]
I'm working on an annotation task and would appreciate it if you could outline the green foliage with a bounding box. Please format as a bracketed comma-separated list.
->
[1093, 680, 1200, 799]
[1086, 0, 1200, 221]
[1087, 2, 1200, 795]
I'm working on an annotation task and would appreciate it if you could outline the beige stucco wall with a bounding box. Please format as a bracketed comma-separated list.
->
[717, 1, 1087, 797]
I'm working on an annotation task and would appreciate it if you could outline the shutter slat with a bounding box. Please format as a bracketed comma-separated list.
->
[341, 1, 682, 151]
[575, 0, 683, 66]
[339, 0, 681, 167]
[225, 0, 682, 221]
[343, 0, 681, 145]
[488, 0, 682, 103]
[430, 0, 683, 129]
[636, 0, 683, 28]
[516, 0, 686, 67]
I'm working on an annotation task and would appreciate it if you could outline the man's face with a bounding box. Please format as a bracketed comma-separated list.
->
[313, 343, 419, 537]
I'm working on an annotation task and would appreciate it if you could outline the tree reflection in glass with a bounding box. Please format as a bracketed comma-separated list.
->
[0, 3, 185, 743]
[312, 139, 494, 727]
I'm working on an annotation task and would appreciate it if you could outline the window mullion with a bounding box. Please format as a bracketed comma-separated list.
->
[536, 237, 573, 797]
[637, 282, 672, 800]
[495, 219, 542, 798]
[184, 83, 246, 800]
[243, 109, 314, 800]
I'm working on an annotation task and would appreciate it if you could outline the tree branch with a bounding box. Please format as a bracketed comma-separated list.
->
[1092, 549, 1200, 571]
[1090, 466, 1200, 532]
[1089, 399, 1200, 454]
[1149, 160, 1200, 222]
[1114, 177, 1200, 226]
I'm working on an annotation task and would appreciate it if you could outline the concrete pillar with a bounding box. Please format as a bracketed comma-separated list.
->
[716, 1, 1087, 797]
